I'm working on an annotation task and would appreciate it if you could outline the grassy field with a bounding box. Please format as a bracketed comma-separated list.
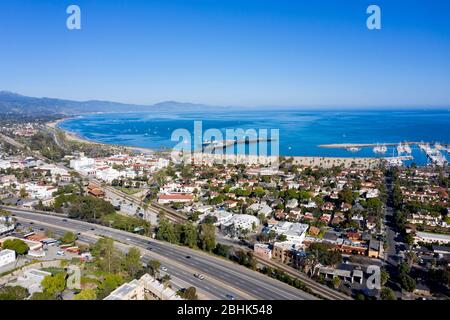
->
[114, 187, 141, 195]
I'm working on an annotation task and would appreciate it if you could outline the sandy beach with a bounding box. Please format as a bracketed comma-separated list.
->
[46, 118, 156, 155]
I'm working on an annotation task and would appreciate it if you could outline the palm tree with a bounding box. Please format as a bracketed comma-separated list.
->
[161, 274, 171, 288]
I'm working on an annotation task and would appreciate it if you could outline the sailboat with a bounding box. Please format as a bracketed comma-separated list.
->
[373, 143, 387, 154]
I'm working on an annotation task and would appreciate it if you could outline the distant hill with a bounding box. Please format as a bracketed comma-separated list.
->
[0, 91, 213, 115]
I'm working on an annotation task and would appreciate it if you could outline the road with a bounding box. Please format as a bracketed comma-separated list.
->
[382, 174, 406, 298]
[8, 207, 318, 300]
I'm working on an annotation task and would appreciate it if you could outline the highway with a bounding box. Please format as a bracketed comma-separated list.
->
[8, 207, 318, 300]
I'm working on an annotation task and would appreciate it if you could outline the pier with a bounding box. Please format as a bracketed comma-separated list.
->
[202, 137, 275, 152]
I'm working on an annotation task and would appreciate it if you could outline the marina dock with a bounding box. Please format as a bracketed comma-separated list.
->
[319, 142, 422, 149]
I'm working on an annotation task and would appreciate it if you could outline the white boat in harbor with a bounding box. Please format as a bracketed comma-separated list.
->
[397, 142, 412, 154]
[373, 143, 387, 154]
[346, 147, 361, 152]
[404, 143, 412, 154]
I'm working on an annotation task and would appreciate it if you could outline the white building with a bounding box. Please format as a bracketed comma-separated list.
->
[200, 210, 234, 226]
[0, 249, 16, 267]
[104, 279, 145, 300]
[0, 222, 15, 235]
[414, 232, 450, 245]
[247, 202, 273, 217]
[223, 214, 260, 232]
[104, 274, 183, 300]
[69, 156, 95, 171]
[270, 221, 309, 245]
[22, 183, 57, 200]
[160, 183, 195, 194]
[95, 167, 121, 183]
[286, 199, 299, 209]
[12, 269, 51, 295]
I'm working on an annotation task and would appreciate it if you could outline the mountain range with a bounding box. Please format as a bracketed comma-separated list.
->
[0, 91, 213, 115]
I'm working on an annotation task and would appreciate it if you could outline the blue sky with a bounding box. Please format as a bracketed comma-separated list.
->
[0, 0, 449, 107]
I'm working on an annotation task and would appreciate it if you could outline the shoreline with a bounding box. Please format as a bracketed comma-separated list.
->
[46, 117, 157, 155]
[46, 117, 381, 169]
[44, 117, 393, 168]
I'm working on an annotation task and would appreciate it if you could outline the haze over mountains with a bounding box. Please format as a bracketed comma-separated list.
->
[0, 91, 212, 115]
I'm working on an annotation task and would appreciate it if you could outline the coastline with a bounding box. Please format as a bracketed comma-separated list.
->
[46, 117, 383, 168]
[46, 117, 157, 155]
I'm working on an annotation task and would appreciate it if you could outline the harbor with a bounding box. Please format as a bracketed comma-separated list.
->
[320, 141, 449, 167]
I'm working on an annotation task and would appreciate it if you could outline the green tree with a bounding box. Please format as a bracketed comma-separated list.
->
[181, 222, 198, 248]
[213, 243, 231, 258]
[98, 273, 124, 298]
[198, 223, 216, 252]
[380, 287, 396, 300]
[41, 273, 66, 297]
[332, 276, 341, 289]
[74, 289, 97, 300]
[124, 247, 142, 278]
[179, 286, 198, 300]
[148, 260, 161, 277]
[19, 187, 28, 198]
[60, 231, 77, 244]
[161, 274, 171, 288]
[91, 238, 124, 274]
[380, 269, 389, 286]
[29, 291, 57, 300]
[2, 239, 28, 255]
[306, 242, 342, 266]
[0, 286, 29, 300]
[156, 219, 177, 243]
[399, 273, 416, 292]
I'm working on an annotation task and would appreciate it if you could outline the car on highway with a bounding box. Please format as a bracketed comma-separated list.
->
[185, 255, 191, 259]
[194, 273, 205, 280]
[56, 250, 65, 256]
[62, 219, 67, 222]
[147, 246, 153, 251]
[226, 294, 235, 300]
[161, 266, 168, 272]
[90, 228, 95, 231]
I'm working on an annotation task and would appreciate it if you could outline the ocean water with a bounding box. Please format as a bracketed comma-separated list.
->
[58, 109, 450, 165]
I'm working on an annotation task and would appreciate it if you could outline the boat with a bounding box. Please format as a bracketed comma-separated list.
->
[397, 143, 405, 154]
[397, 142, 412, 154]
[346, 147, 361, 152]
[373, 143, 387, 154]
[404, 143, 412, 154]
